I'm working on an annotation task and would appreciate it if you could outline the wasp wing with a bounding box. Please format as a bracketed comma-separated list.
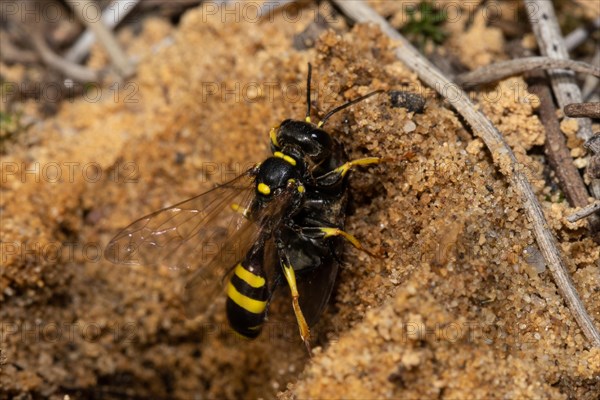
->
[296, 255, 340, 327]
[183, 183, 300, 318]
[182, 216, 263, 318]
[104, 170, 257, 270]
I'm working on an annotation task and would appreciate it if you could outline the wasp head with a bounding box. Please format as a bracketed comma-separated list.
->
[271, 119, 334, 166]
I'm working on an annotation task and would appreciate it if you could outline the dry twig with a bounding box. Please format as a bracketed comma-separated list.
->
[524, 0, 596, 151]
[564, 102, 600, 119]
[140, 0, 203, 8]
[528, 80, 600, 235]
[567, 201, 600, 223]
[564, 17, 600, 51]
[508, 42, 600, 235]
[65, 0, 141, 64]
[331, 0, 600, 347]
[455, 57, 600, 88]
[64, 0, 134, 78]
[0, 32, 39, 64]
[582, 49, 600, 102]
[256, 0, 297, 18]
[28, 30, 100, 82]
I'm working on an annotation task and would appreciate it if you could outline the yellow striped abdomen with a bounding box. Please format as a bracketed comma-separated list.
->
[226, 262, 268, 339]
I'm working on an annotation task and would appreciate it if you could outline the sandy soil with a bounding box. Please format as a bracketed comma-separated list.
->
[1, 1, 599, 399]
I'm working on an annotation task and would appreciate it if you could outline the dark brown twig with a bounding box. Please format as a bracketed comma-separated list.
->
[528, 80, 600, 234]
[455, 57, 600, 88]
[0, 32, 39, 64]
[331, 0, 600, 347]
[564, 103, 600, 119]
[507, 43, 600, 236]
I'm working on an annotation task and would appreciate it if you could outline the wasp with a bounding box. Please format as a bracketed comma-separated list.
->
[105, 64, 382, 351]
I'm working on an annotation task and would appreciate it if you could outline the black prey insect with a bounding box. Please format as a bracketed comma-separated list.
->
[105, 64, 382, 351]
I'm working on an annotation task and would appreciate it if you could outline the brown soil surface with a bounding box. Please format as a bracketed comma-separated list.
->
[1, 2, 599, 399]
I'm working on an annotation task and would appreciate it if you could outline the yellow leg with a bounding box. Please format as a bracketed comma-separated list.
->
[270, 126, 280, 147]
[319, 227, 382, 258]
[281, 262, 311, 353]
[316, 157, 381, 186]
[333, 157, 381, 178]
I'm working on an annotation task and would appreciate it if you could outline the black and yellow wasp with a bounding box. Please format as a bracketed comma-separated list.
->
[105, 64, 382, 351]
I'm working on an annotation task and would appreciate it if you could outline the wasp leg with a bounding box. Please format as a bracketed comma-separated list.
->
[270, 125, 280, 147]
[300, 226, 381, 258]
[315, 157, 381, 186]
[279, 254, 312, 354]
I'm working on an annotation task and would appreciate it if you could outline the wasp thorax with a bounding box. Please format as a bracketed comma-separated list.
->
[275, 119, 333, 164]
[255, 157, 299, 197]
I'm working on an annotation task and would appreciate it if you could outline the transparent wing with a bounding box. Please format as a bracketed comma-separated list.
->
[104, 170, 257, 270]
[105, 167, 305, 318]
[182, 216, 263, 318]
[183, 184, 299, 318]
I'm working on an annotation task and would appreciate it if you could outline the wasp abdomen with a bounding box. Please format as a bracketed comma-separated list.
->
[226, 257, 268, 339]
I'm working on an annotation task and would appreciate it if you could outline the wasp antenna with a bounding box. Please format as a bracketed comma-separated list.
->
[306, 63, 313, 123]
[318, 89, 384, 128]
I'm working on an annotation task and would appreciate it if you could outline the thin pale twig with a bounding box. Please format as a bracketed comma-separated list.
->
[567, 201, 600, 223]
[65, 0, 141, 64]
[582, 49, 599, 102]
[64, 0, 134, 78]
[331, 0, 600, 347]
[564, 17, 600, 51]
[29, 30, 100, 82]
[455, 57, 600, 88]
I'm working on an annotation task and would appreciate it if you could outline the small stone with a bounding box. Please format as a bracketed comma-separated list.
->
[403, 120, 417, 133]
